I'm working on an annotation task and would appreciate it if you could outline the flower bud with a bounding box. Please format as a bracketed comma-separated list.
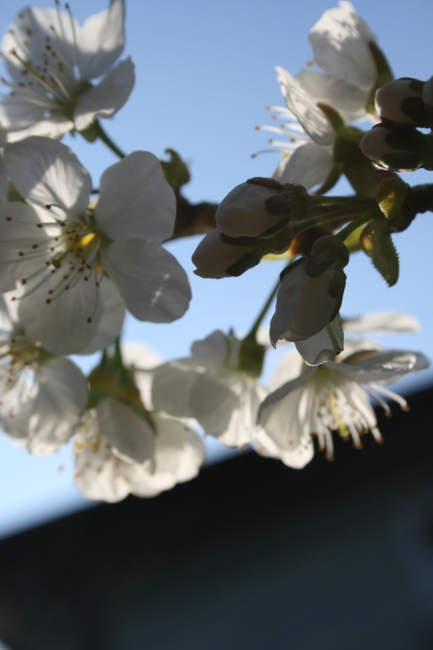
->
[359, 125, 424, 171]
[216, 180, 284, 238]
[375, 78, 424, 125]
[269, 258, 345, 347]
[192, 228, 256, 279]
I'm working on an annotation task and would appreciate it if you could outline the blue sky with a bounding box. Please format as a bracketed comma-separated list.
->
[0, 0, 432, 537]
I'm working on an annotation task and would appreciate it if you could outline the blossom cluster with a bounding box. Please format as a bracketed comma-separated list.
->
[0, 0, 430, 503]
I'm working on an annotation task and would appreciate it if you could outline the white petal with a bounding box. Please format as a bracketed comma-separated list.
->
[189, 372, 262, 447]
[0, 202, 49, 293]
[343, 311, 420, 334]
[2, 8, 79, 82]
[78, 0, 125, 80]
[4, 137, 91, 214]
[18, 269, 102, 355]
[77, 279, 124, 355]
[24, 358, 88, 455]
[327, 349, 429, 385]
[131, 415, 204, 497]
[0, 160, 8, 202]
[96, 151, 175, 244]
[273, 142, 333, 192]
[258, 366, 316, 419]
[152, 360, 203, 418]
[297, 68, 369, 122]
[96, 398, 154, 464]
[74, 417, 137, 502]
[258, 386, 312, 461]
[268, 349, 305, 391]
[74, 58, 135, 131]
[309, 1, 377, 88]
[102, 239, 191, 323]
[122, 341, 162, 410]
[191, 330, 240, 368]
[252, 426, 314, 469]
[5, 117, 74, 143]
[276, 67, 335, 146]
[0, 96, 45, 131]
[295, 315, 344, 366]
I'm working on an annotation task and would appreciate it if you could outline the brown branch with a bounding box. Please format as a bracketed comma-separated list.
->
[168, 191, 218, 240]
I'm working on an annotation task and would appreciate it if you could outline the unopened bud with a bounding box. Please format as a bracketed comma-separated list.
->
[216, 179, 285, 238]
[269, 258, 345, 346]
[360, 124, 424, 171]
[192, 228, 256, 279]
[375, 78, 424, 126]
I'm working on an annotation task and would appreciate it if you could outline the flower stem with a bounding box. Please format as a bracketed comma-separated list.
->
[310, 196, 376, 208]
[94, 121, 126, 159]
[243, 275, 282, 342]
[334, 210, 378, 241]
[292, 206, 366, 234]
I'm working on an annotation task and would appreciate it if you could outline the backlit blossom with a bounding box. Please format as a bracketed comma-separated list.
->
[0, 137, 191, 355]
[257, 342, 429, 467]
[0, 0, 134, 140]
[74, 343, 205, 502]
[0, 294, 87, 454]
[152, 330, 266, 448]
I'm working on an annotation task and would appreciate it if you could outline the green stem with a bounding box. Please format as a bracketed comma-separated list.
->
[292, 206, 366, 235]
[335, 210, 378, 241]
[94, 121, 126, 159]
[310, 196, 377, 208]
[244, 275, 282, 341]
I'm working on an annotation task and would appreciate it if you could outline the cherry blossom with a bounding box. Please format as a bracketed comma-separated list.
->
[0, 0, 134, 140]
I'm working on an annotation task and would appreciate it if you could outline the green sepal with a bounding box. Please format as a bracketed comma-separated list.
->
[7, 185, 25, 203]
[226, 250, 262, 277]
[305, 253, 334, 277]
[334, 129, 379, 196]
[160, 149, 191, 191]
[86, 346, 155, 432]
[317, 103, 345, 134]
[360, 218, 399, 286]
[327, 269, 346, 298]
[78, 121, 100, 143]
[365, 41, 394, 114]
[380, 152, 423, 172]
[238, 338, 266, 378]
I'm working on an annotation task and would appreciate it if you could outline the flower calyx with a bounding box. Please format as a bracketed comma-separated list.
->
[238, 335, 266, 378]
[87, 343, 155, 432]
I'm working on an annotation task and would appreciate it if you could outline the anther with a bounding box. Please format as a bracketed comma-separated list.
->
[6, 216, 12, 222]
[21, 279, 26, 285]
[45, 204, 51, 209]
[46, 299, 51, 304]
[32, 244, 38, 249]
[87, 317, 92, 323]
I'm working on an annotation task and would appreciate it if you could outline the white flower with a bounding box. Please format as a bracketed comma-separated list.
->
[74, 409, 205, 502]
[260, 3, 381, 193]
[0, 294, 88, 454]
[257, 342, 429, 467]
[151, 330, 266, 447]
[0, 137, 191, 355]
[0, 0, 134, 140]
